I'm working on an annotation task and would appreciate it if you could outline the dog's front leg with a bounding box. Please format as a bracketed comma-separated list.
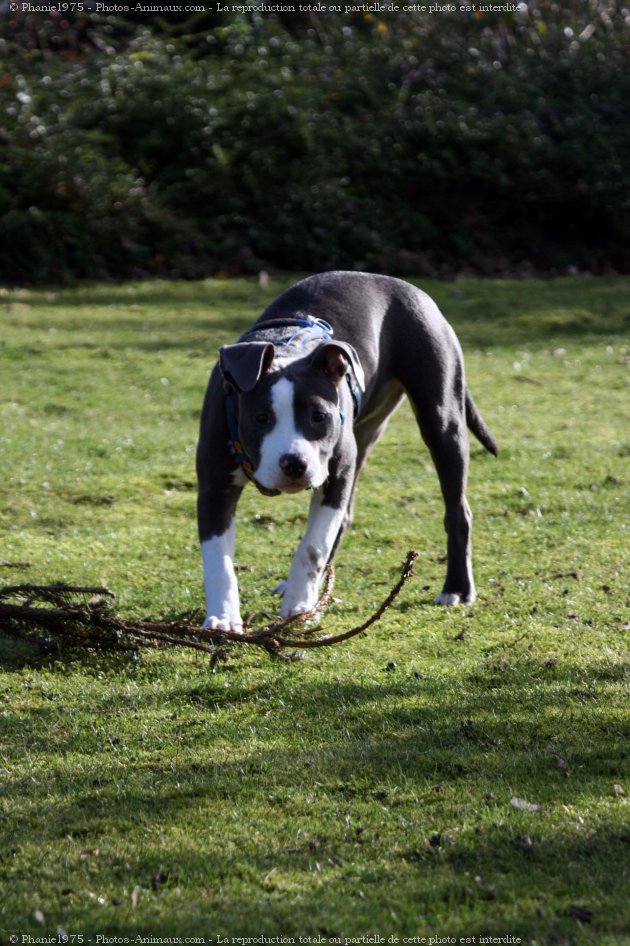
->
[280, 491, 346, 618]
[197, 371, 246, 631]
[280, 462, 355, 619]
[198, 481, 245, 631]
[199, 518, 241, 632]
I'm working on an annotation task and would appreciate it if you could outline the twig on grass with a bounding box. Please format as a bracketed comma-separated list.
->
[270, 549, 418, 650]
[0, 550, 418, 660]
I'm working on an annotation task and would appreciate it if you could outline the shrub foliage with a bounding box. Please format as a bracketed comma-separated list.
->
[1, 4, 629, 282]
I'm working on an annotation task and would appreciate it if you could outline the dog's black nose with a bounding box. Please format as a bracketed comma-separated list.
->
[279, 453, 308, 479]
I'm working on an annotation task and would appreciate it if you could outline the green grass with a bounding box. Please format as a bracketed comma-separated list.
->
[1, 275, 629, 945]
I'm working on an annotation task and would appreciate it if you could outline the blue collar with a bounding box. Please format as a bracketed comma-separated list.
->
[225, 315, 362, 496]
[241, 314, 334, 347]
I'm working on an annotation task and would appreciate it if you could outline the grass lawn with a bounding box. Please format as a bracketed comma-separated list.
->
[0, 274, 628, 945]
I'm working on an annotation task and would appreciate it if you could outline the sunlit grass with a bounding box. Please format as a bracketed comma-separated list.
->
[1, 275, 628, 944]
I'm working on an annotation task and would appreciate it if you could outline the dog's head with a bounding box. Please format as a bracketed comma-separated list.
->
[219, 340, 363, 493]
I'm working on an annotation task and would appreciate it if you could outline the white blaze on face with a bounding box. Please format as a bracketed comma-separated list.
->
[255, 377, 327, 491]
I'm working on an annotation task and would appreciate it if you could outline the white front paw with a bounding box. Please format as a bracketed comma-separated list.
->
[275, 576, 318, 617]
[203, 614, 244, 634]
[280, 586, 319, 619]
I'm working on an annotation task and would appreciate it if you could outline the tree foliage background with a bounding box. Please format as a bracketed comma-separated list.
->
[1, 2, 629, 284]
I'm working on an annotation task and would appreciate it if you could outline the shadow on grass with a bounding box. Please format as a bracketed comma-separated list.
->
[2, 659, 627, 806]
[1, 655, 628, 937]
[0, 634, 143, 673]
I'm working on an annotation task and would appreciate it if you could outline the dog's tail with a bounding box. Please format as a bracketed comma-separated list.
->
[466, 389, 498, 457]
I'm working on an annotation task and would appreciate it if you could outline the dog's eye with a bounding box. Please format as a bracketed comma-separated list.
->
[312, 410, 327, 424]
[255, 412, 271, 426]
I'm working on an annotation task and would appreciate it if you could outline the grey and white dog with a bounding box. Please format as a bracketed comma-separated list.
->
[196, 271, 497, 631]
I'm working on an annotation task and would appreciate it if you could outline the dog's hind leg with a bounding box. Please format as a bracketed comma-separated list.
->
[425, 420, 475, 605]
[402, 348, 476, 605]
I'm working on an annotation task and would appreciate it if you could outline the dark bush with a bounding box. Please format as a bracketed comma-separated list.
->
[1, 4, 629, 283]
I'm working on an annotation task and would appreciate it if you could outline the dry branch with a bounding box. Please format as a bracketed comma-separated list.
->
[0, 551, 417, 660]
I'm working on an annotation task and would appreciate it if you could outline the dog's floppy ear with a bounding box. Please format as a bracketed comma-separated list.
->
[219, 342, 275, 393]
[316, 341, 365, 392]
